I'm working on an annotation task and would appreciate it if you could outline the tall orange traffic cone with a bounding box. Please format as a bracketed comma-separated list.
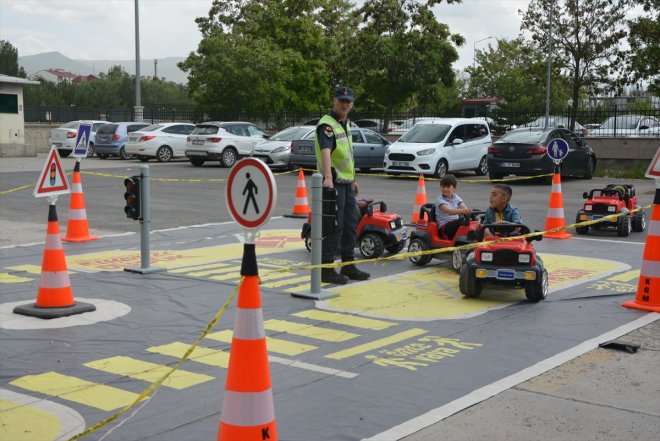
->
[623, 187, 660, 312]
[63, 161, 99, 242]
[218, 243, 277, 441]
[543, 170, 572, 239]
[13, 204, 95, 319]
[411, 175, 428, 223]
[285, 168, 310, 219]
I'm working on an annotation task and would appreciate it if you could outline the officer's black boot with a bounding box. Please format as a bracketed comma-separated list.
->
[321, 267, 348, 285]
[340, 264, 370, 280]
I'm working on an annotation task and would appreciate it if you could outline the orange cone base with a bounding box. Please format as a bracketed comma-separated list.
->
[218, 420, 277, 441]
[62, 234, 99, 242]
[13, 301, 96, 319]
[543, 230, 573, 240]
[622, 300, 660, 313]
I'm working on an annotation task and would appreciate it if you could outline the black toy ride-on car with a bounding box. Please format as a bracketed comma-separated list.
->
[459, 223, 548, 302]
[575, 184, 646, 237]
[407, 203, 485, 272]
[301, 201, 408, 259]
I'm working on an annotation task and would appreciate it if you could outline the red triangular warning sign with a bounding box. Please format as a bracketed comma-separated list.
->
[34, 147, 70, 198]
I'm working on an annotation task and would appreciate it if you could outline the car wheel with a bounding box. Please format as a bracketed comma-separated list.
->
[386, 241, 406, 255]
[488, 172, 503, 181]
[434, 159, 448, 178]
[617, 215, 631, 237]
[631, 211, 646, 232]
[451, 249, 465, 273]
[86, 143, 95, 158]
[221, 148, 238, 167]
[190, 158, 205, 167]
[474, 156, 488, 176]
[359, 233, 385, 259]
[119, 147, 130, 160]
[156, 146, 173, 162]
[460, 264, 482, 298]
[408, 238, 431, 266]
[583, 157, 594, 179]
[138, 156, 150, 162]
[97, 154, 108, 159]
[525, 268, 548, 302]
[58, 149, 71, 158]
[359, 167, 371, 173]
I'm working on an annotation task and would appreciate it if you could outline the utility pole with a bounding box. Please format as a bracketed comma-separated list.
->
[154, 59, 158, 80]
[134, 0, 143, 122]
[544, 0, 554, 130]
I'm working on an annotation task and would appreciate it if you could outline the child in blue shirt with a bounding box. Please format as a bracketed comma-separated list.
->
[435, 174, 471, 239]
[481, 184, 522, 237]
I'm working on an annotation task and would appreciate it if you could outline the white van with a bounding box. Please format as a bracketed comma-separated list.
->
[383, 118, 491, 177]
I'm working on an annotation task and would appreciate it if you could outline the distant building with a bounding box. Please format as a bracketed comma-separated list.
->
[73, 74, 98, 83]
[0, 74, 40, 157]
[31, 68, 78, 83]
[461, 97, 503, 117]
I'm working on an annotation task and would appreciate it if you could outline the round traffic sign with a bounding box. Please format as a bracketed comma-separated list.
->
[547, 138, 569, 162]
[226, 158, 277, 229]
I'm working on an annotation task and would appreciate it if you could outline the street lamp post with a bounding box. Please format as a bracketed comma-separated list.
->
[473, 36, 493, 69]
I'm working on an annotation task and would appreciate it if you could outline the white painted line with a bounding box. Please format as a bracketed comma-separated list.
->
[268, 355, 358, 379]
[362, 313, 660, 441]
[0, 388, 86, 441]
[571, 236, 646, 245]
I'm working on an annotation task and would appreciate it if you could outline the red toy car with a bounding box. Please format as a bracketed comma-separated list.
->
[407, 203, 485, 272]
[459, 223, 548, 302]
[575, 184, 646, 237]
[301, 201, 408, 259]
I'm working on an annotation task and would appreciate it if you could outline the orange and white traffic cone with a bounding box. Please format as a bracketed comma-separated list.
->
[543, 170, 572, 239]
[218, 243, 277, 441]
[411, 175, 427, 223]
[63, 161, 99, 242]
[13, 204, 95, 319]
[285, 168, 310, 219]
[623, 187, 660, 312]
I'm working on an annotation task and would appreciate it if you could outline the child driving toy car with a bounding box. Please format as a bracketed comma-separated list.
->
[480, 184, 522, 237]
[435, 174, 472, 240]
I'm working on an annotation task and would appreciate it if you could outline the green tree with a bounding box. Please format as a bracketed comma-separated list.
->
[521, 0, 634, 129]
[0, 40, 26, 77]
[625, 0, 659, 95]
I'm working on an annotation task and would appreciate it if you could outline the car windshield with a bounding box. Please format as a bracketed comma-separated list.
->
[600, 116, 642, 129]
[497, 130, 546, 144]
[141, 125, 163, 132]
[192, 125, 220, 135]
[398, 124, 451, 143]
[269, 127, 312, 141]
[528, 117, 570, 128]
[62, 121, 79, 129]
[97, 124, 118, 134]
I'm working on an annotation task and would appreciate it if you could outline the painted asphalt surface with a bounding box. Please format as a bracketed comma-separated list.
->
[1, 216, 658, 441]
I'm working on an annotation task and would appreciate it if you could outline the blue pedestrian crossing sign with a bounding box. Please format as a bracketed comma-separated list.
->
[547, 138, 569, 162]
[73, 122, 93, 158]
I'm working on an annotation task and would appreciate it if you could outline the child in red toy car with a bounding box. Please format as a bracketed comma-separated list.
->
[435, 174, 472, 239]
[480, 184, 522, 237]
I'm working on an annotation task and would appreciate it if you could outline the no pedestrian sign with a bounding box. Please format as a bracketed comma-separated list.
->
[226, 158, 277, 229]
[34, 147, 70, 198]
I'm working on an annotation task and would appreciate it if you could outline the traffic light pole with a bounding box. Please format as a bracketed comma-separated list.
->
[125, 165, 164, 275]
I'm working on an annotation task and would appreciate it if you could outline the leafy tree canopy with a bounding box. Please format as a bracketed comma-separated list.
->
[625, 0, 660, 95]
[0, 40, 27, 78]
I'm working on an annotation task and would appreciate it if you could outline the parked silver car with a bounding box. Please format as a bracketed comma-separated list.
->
[185, 121, 268, 167]
[48, 120, 108, 158]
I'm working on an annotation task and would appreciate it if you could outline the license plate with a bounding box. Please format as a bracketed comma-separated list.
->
[298, 146, 311, 153]
[397, 230, 409, 242]
[53, 143, 62, 147]
[129, 137, 137, 142]
[192, 139, 204, 145]
[591, 215, 603, 220]
[496, 269, 515, 280]
[393, 161, 409, 167]
[501, 162, 520, 168]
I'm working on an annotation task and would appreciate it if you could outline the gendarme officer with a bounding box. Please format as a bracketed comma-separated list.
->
[315, 87, 370, 284]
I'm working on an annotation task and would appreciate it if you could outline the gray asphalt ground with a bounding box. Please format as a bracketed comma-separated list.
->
[1, 154, 659, 440]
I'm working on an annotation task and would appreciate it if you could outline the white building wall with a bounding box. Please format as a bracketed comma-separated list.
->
[0, 82, 25, 144]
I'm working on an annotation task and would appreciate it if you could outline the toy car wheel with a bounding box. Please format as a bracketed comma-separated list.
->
[451, 249, 465, 273]
[408, 238, 431, 266]
[459, 264, 482, 298]
[359, 233, 384, 259]
[386, 241, 406, 255]
[304, 233, 312, 252]
[575, 214, 589, 235]
[525, 268, 548, 302]
[632, 211, 646, 232]
[617, 215, 631, 237]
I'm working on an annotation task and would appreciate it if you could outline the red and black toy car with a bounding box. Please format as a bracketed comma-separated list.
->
[407, 203, 485, 272]
[575, 184, 646, 237]
[459, 223, 548, 302]
[301, 201, 408, 259]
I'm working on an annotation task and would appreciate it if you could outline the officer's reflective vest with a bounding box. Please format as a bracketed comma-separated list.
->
[315, 114, 355, 181]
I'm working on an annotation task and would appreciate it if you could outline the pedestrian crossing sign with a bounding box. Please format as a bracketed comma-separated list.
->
[73, 122, 92, 158]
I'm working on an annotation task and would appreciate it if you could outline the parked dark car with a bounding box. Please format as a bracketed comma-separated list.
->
[487, 127, 596, 183]
[95, 122, 151, 159]
[290, 128, 390, 172]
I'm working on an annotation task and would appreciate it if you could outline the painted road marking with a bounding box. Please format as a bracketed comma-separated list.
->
[5, 264, 46, 275]
[267, 355, 358, 379]
[261, 275, 310, 289]
[167, 262, 231, 273]
[325, 328, 429, 360]
[607, 269, 640, 282]
[147, 342, 230, 368]
[10, 372, 141, 411]
[84, 356, 214, 390]
[0, 272, 32, 284]
[264, 319, 359, 342]
[293, 310, 397, 331]
[206, 329, 318, 356]
[288, 282, 332, 294]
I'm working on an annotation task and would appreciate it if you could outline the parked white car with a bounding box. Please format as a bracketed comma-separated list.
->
[125, 123, 196, 162]
[384, 118, 491, 177]
[251, 125, 315, 169]
[48, 120, 108, 158]
[185, 121, 268, 167]
[590, 115, 660, 137]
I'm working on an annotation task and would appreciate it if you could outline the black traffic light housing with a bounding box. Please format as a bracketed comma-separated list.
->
[124, 176, 141, 220]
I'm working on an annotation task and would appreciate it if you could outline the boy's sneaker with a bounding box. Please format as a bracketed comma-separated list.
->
[321, 268, 348, 285]
[340, 264, 370, 280]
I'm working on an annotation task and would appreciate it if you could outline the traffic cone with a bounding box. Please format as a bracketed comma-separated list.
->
[63, 161, 99, 242]
[623, 187, 660, 312]
[13, 204, 95, 319]
[218, 243, 277, 441]
[411, 175, 427, 223]
[543, 171, 572, 239]
[285, 168, 310, 219]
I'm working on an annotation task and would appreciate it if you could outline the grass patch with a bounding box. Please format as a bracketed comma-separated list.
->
[594, 160, 649, 179]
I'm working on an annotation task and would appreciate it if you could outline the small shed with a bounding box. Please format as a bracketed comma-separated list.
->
[0, 74, 39, 157]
